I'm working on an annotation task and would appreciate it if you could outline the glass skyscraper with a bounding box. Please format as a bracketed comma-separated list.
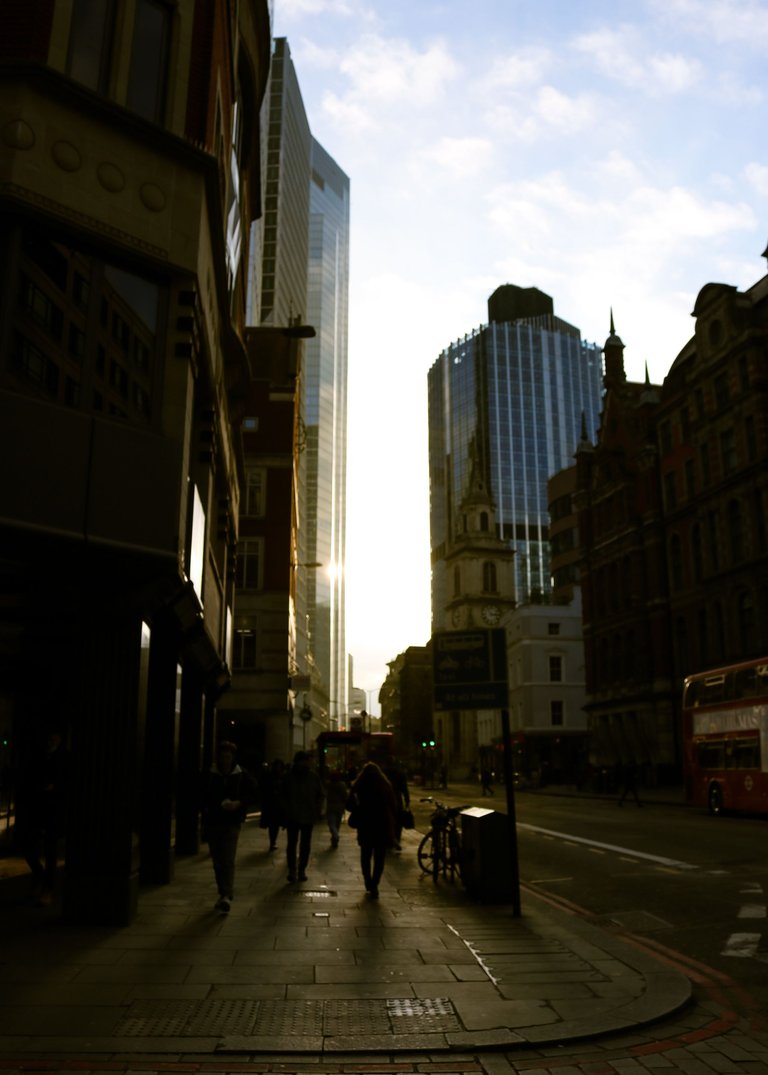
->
[297, 138, 350, 729]
[428, 285, 603, 625]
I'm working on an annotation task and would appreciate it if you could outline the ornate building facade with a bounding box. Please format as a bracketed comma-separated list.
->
[0, 0, 271, 922]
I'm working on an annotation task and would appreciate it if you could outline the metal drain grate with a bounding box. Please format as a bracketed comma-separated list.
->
[324, 999, 390, 1035]
[297, 888, 335, 897]
[386, 997, 460, 1033]
[113, 999, 199, 1037]
[253, 999, 324, 1036]
[113, 996, 461, 1038]
[192, 999, 259, 1035]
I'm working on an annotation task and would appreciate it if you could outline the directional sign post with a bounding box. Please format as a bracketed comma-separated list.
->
[432, 628, 508, 710]
[432, 628, 521, 916]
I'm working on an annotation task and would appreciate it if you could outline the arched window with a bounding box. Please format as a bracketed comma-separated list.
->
[691, 523, 703, 581]
[669, 533, 683, 590]
[728, 499, 744, 563]
[482, 561, 497, 593]
[675, 616, 689, 676]
[479, 511, 489, 531]
[738, 592, 755, 654]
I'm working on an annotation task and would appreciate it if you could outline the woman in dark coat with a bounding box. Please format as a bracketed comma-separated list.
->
[348, 762, 398, 899]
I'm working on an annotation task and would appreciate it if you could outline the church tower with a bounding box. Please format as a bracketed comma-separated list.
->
[444, 442, 516, 630]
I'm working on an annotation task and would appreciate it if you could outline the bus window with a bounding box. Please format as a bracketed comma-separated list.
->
[698, 740, 725, 769]
[732, 738, 760, 769]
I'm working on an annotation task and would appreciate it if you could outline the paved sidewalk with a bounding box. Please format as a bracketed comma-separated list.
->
[0, 817, 691, 1056]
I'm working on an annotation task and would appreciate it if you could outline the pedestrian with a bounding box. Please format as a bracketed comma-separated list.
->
[258, 758, 285, 851]
[200, 741, 255, 912]
[618, 761, 642, 807]
[481, 766, 494, 796]
[384, 761, 410, 850]
[281, 751, 324, 882]
[16, 727, 69, 905]
[348, 761, 398, 899]
[324, 769, 349, 848]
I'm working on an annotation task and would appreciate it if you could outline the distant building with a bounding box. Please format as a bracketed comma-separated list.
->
[229, 40, 350, 760]
[504, 596, 588, 786]
[428, 284, 603, 623]
[298, 139, 350, 733]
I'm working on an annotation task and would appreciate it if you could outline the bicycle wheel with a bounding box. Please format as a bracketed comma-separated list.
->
[417, 831, 436, 874]
[447, 827, 463, 882]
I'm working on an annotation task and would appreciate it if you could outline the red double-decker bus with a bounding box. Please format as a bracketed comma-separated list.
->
[682, 657, 768, 815]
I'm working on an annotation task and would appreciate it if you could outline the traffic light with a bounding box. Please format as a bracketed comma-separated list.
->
[421, 738, 436, 749]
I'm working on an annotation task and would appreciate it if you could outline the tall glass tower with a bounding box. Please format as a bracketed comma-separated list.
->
[298, 138, 350, 729]
[428, 285, 603, 625]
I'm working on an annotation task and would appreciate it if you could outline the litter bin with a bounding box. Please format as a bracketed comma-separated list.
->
[460, 806, 515, 900]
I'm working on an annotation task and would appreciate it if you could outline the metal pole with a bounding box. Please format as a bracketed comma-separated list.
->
[500, 707, 522, 917]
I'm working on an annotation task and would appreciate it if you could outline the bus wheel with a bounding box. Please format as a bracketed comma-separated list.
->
[708, 783, 724, 816]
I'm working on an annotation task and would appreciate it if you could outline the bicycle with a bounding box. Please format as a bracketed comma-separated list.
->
[416, 797, 468, 883]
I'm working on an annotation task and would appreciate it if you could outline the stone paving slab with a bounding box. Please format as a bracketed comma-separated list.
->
[0, 818, 692, 1055]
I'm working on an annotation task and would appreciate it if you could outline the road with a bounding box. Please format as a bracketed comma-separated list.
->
[411, 781, 768, 1015]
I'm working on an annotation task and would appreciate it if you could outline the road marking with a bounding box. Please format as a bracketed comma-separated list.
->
[518, 822, 699, 870]
[737, 904, 767, 919]
[722, 932, 761, 957]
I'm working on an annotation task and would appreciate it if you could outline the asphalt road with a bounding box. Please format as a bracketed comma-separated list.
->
[410, 782, 768, 1014]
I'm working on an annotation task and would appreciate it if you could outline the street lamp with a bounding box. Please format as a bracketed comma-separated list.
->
[299, 698, 312, 750]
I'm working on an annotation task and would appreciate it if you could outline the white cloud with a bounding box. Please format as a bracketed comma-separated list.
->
[483, 87, 600, 141]
[276, 0, 365, 19]
[573, 27, 701, 94]
[419, 136, 494, 179]
[745, 162, 768, 196]
[480, 47, 553, 91]
[650, 0, 768, 46]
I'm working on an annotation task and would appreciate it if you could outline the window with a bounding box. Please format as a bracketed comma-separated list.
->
[127, 0, 172, 122]
[236, 538, 264, 590]
[660, 420, 672, 454]
[728, 500, 744, 563]
[670, 533, 683, 589]
[66, 0, 116, 92]
[233, 629, 257, 669]
[550, 701, 564, 727]
[549, 656, 562, 682]
[548, 623, 560, 636]
[684, 459, 695, 499]
[243, 469, 266, 516]
[714, 371, 730, 406]
[700, 442, 710, 486]
[453, 566, 461, 596]
[720, 428, 737, 475]
[663, 471, 677, 511]
[482, 562, 497, 593]
[745, 416, 757, 461]
[479, 511, 489, 531]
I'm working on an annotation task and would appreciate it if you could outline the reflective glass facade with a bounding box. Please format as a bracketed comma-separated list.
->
[429, 305, 603, 625]
[298, 138, 350, 728]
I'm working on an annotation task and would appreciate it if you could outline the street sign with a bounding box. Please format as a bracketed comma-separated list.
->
[432, 628, 508, 711]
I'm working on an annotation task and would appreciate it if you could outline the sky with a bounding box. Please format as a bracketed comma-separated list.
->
[272, 0, 768, 713]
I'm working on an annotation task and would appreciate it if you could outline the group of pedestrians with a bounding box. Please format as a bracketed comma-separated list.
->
[200, 743, 409, 909]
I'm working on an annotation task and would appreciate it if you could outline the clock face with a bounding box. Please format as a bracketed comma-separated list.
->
[481, 604, 501, 625]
